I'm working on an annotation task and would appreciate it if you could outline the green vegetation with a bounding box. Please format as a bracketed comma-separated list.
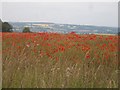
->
[23, 27, 31, 33]
[2, 33, 118, 88]
[0, 19, 13, 32]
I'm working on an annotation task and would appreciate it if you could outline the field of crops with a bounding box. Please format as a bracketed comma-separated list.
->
[2, 32, 119, 88]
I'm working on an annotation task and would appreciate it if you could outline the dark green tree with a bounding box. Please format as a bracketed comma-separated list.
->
[2, 22, 13, 32]
[0, 19, 2, 32]
[23, 27, 31, 33]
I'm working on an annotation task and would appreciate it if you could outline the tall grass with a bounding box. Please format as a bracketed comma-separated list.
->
[0, 32, 2, 89]
[2, 33, 118, 88]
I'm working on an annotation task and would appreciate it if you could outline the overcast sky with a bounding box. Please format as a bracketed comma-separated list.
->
[2, 2, 118, 27]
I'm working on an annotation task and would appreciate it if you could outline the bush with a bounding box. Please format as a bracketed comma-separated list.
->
[2, 22, 13, 32]
[23, 27, 31, 33]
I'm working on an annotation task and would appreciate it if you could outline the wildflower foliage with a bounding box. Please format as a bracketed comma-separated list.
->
[2, 32, 119, 88]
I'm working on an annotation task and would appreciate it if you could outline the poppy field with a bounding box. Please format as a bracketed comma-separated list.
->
[2, 32, 119, 88]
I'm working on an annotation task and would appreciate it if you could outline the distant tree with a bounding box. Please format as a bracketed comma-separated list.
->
[23, 27, 31, 33]
[0, 19, 2, 32]
[118, 32, 120, 35]
[119, 28, 120, 35]
[2, 22, 13, 32]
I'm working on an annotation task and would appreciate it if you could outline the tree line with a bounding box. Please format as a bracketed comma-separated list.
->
[0, 19, 31, 33]
[0, 19, 13, 32]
